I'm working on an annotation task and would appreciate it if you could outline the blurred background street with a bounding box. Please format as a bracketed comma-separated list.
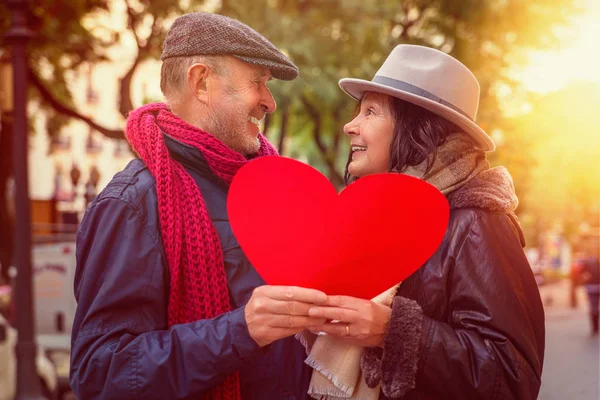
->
[539, 280, 600, 400]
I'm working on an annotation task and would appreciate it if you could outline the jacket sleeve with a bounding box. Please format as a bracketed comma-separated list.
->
[363, 212, 545, 400]
[70, 197, 263, 400]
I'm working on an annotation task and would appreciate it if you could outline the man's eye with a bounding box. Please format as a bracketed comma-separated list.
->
[366, 108, 375, 115]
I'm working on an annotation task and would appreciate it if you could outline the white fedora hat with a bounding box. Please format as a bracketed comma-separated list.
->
[339, 45, 495, 152]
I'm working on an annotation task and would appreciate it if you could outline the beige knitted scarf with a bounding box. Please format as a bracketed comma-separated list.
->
[299, 133, 522, 400]
[405, 133, 522, 245]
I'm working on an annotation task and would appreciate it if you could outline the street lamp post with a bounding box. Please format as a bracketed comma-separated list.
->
[6, 0, 46, 399]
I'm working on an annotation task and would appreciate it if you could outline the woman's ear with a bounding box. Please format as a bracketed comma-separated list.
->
[187, 63, 211, 103]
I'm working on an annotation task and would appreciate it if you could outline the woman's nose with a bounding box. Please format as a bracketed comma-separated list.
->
[344, 117, 359, 136]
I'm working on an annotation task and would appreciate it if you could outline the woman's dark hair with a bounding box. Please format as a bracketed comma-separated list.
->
[344, 96, 466, 184]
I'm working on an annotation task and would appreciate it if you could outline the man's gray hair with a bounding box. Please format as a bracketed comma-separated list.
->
[160, 55, 228, 105]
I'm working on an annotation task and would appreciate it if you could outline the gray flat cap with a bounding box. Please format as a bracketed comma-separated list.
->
[161, 12, 299, 80]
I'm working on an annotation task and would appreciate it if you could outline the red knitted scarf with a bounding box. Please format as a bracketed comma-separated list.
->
[125, 102, 277, 399]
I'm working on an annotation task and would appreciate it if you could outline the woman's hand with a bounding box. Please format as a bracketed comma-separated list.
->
[308, 295, 392, 347]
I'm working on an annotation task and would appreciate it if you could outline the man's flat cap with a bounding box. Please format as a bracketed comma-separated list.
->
[161, 12, 299, 80]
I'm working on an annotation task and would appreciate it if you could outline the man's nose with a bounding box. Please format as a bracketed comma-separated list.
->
[260, 87, 277, 113]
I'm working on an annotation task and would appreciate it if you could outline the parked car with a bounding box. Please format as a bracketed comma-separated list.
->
[32, 239, 77, 399]
[0, 313, 58, 400]
[1, 227, 78, 400]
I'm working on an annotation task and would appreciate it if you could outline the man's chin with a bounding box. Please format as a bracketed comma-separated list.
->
[231, 137, 261, 157]
[245, 138, 262, 157]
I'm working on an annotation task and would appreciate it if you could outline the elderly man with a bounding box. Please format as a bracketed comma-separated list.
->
[70, 13, 326, 399]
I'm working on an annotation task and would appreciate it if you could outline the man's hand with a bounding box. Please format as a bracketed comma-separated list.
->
[245, 285, 328, 347]
[307, 295, 392, 348]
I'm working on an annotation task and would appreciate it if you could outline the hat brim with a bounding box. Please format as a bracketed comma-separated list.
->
[236, 55, 298, 81]
[339, 78, 496, 152]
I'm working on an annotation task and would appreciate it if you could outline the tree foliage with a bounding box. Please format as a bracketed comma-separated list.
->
[219, 0, 580, 185]
[0, 0, 586, 267]
[510, 82, 600, 243]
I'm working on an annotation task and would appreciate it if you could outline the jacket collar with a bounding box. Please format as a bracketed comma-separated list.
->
[163, 133, 216, 179]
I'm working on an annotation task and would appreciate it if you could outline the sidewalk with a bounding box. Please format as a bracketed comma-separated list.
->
[538, 280, 600, 400]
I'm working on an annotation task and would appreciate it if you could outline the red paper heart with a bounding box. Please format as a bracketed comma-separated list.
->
[227, 156, 449, 299]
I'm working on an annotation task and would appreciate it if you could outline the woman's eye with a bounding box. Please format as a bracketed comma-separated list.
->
[366, 108, 375, 115]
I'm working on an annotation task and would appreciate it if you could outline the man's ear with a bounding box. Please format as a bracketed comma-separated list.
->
[187, 63, 211, 103]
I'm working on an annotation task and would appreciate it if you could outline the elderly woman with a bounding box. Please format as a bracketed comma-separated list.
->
[307, 45, 545, 399]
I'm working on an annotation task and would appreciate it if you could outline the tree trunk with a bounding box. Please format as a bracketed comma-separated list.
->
[331, 102, 346, 168]
[0, 113, 14, 283]
[262, 112, 272, 138]
[278, 106, 289, 155]
[118, 57, 139, 118]
[301, 96, 343, 186]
